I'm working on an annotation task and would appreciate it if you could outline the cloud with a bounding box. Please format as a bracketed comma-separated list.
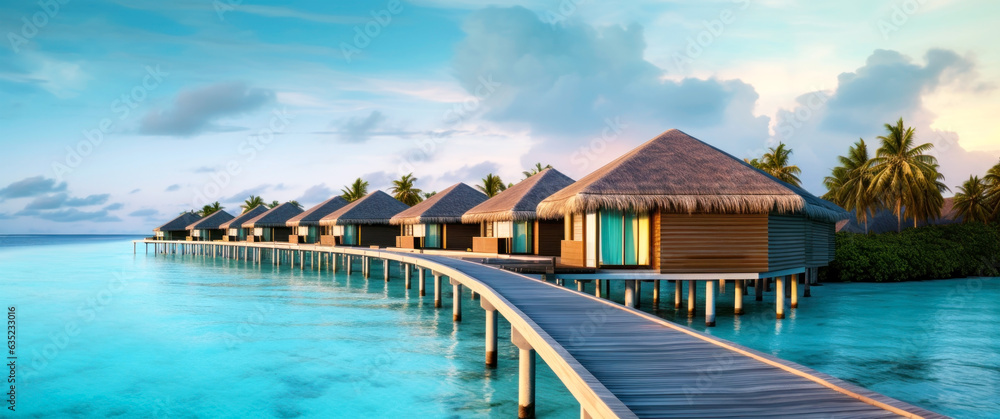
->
[165, 184, 181, 192]
[129, 209, 160, 217]
[0, 176, 67, 199]
[359, 171, 399, 191]
[450, 6, 770, 176]
[222, 184, 273, 204]
[22, 193, 109, 210]
[65, 194, 109, 206]
[434, 161, 501, 186]
[129, 189, 141, 194]
[103, 203, 124, 211]
[335, 110, 389, 143]
[139, 82, 275, 136]
[296, 184, 335, 205]
[772, 49, 998, 193]
[193, 166, 217, 173]
[35, 209, 121, 223]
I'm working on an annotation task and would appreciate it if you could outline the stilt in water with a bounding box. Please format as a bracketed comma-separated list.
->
[674, 280, 682, 309]
[652, 280, 660, 309]
[511, 327, 536, 419]
[756, 278, 764, 301]
[483, 299, 498, 368]
[705, 281, 716, 327]
[734, 278, 744, 315]
[419, 268, 426, 297]
[804, 267, 812, 297]
[433, 273, 442, 308]
[791, 273, 799, 309]
[687, 280, 696, 317]
[775, 276, 786, 319]
[624, 280, 636, 308]
[451, 279, 462, 321]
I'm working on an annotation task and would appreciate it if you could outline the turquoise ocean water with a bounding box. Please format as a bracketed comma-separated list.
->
[2, 235, 997, 418]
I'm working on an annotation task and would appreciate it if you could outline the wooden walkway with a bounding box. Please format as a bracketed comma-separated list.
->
[139, 241, 946, 418]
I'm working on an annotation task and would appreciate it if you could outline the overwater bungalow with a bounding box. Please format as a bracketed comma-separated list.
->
[536, 129, 846, 277]
[241, 202, 304, 242]
[318, 190, 409, 247]
[186, 210, 234, 241]
[462, 168, 575, 256]
[219, 205, 269, 242]
[153, 211, 202, 240]
[286, 196, 349, 244]
[390, 183, 487, 250]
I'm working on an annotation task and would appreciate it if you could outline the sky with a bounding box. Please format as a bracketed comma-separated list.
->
[1, 0, 998, 234]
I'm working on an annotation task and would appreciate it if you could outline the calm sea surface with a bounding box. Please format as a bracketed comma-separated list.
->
[2, 235, 997, 418]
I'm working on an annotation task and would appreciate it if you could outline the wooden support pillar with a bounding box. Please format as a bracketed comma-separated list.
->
[652, 280, 660, 309]
[451, 279, 462, 321]
[765, 277, 772, 292]
[576, 280, 586, 292]
[483, 299, 498, 368]
[511, 327, 536, 419]
[674, 280, 682, 309]
[687, 280, 696, 317]
[433, 273, 442, 308]
[594, 279, 602, 298]
[624, 280, 636, 308]
[300, 251, 305, 270]
[719, 278, 726, 294]
[804, 268, 812, 297]
[363, 257, 370, 278]
[734, 278, 744, 315]
[755, 278, 764, 301]
[404, 264, 412, 289]
[383, 259, 390, 282]
[418, 268, 426, 296]
[790, 274, 799, 309]
[775, 276, 786, 319]
[705, 281, 716, 327]
[346, 255, 353, 275]
[635, 280, 641, 309]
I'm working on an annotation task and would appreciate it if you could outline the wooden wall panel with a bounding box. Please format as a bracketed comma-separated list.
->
[652, 211, 662, 271]
[561, 240, 585, 267]
[768, 215, 806, 272]
[359, 225, 398, 248]
[535, 220, 564, 257]
[444, 223, 478, 251]
[659, 213, 769, 274]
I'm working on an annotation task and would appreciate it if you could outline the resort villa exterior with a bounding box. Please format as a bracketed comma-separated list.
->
[285, 196, 349, 244]
[318, 190, 409, 247]
[185, 210, 235, 241]
[390, 183, 488, 250]
[241, 202, 304, 242]
[153, 211, 202, 240]
[219, 205, 268, 242]
[462, 168, 575, 256]
[537, 129, 846, 279]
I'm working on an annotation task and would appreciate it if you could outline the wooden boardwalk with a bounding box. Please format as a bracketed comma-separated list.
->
[140, 241, 946, 418]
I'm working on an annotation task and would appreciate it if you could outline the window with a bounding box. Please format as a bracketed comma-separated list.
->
[599, 211, 649, 266]
[484, 222, 494, 237]
[343, 225, 358, 245]
[424, 224, 441, 248]
[512, 221, 533, 253]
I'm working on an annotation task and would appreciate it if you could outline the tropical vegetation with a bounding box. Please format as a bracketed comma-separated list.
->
[523, 162, 552, 179]
[745, 143, 802, 186]
[198, 201, 223, 217]
[341, 178, 369, 202]
[391, 173, 423, 206]
[477, 173, 507, 197]
[241, 195, 265, 213]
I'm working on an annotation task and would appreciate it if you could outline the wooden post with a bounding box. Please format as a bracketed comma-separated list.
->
[511, 327, 536, 419]
[804, 267, 812, 297]
[652, 280, 660, 309]
[451, 279, 462, 321]
[433, 273, 442, 308]
[687, 280, 696, 317]
[755, 278, 764, 301]
[576, 280, 585, 292]
[674, 280, 682, 309]
[363, 257, 370, 278]
[705, 281, 716, 327]
[404, 264, 412, 289]
[624, 280, 636, 308]
[734, 278, 744, 315]
[419, 268, 426, 297]
[483, 299, 498, 368]
[635, 280, 641, 309]
[383, 259, 390, 282]
[775, 276, 785, 319]
[719, 278, 725, 294]
[791, 274, 799, 308]
[346, 255, 353, 275]
[595, 279, 602, 298]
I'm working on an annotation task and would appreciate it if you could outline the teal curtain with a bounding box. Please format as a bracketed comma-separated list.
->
[425, 224, 441, 248]
[344, 225, 358, 245]
[512, 221, 532, 253]
[623, 213, 638, 265]
[600, 211, 624, 265]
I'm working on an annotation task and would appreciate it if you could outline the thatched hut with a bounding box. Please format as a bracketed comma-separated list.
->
[462, 168, 575, 255]
[536, 129, 847, 274]
[286, 196, 349, 244]
[186, 210, 234, 241]
[219, 205, 268, 242]
[153, 212, 202, 240]
[241, 202, 304, 242]
[390, 183, 487, 250]
[318, 191, 409, 247]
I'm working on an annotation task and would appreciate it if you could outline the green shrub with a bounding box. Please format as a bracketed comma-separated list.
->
[825, 223, 1000, 282]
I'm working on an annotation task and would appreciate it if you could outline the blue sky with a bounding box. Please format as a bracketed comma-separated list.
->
[1, 0, 998, 233]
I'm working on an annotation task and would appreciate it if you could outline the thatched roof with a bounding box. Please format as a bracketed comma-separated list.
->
[462, 168, 576, 223]
[186, 210, 235, 230]
[286, 196, 349, 227]
[536, 129, 848, 222]
[390, 183, 487, 225]
[154, 212, 202, 232]
[319, 190, 410, 226]
[219, 205, 268, 229]
[241, 202, 304, 228]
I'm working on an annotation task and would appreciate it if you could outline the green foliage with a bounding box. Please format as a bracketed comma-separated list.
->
[826, 223, 1000, 282]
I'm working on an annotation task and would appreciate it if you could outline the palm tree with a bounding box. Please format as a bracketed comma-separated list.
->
[823, 139, 875, 233]
[267, 200, 280, 209]
[241, 195, 265, 213]
[477, 173, 507, 197]
[288, 200, 303, 210]
[199, 201, 223, 217]
[422, 191, 437, 199]
[760, 143, 802, 186]
[869, 118, 942, 232]
[953, 176, 992, 223]
[523, 163, 552, 179]
[341, 178, 368, 202]
[391, 173, 423, 206]
[984, 159, 1000, 220]
[744, 158, 765, 171]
